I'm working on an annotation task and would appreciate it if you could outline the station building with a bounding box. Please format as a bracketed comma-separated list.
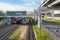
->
[6, 11, 27, 24]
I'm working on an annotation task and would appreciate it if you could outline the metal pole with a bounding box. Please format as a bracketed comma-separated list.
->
[38, 14, 41, 28]
[38, 15, 40, 28]
[7, 17, 11, 24]
[45, 13, 47, 18]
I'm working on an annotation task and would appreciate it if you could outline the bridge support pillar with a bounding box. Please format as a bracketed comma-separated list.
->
[45, 13, 47, 18]
[7, 17, 11, 24]
[51, 12, 54, 21]
[34, 16, 36, 21]
[38, 14, 42, 28]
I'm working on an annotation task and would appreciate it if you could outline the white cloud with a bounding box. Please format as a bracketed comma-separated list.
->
[0, 2, 35, 11]
[22, 0, 44, 8]
[0, 2, 22, 11]
[23, 0, 40, 6]
[0, 0, 43, 11]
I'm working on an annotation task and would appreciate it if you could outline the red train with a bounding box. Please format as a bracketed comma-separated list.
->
[12, 21, 17, 24]
[12, 18, 29, 24]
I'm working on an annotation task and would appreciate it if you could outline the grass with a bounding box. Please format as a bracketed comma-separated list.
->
[29, 18, 54, 40]
[9, 28, 21, 40]
[43, 18, 60, 23]
[30, 18, 54, 40]
[34, 25, 54, 40]
[45, 18, 52, 21]
[0, 24, 10, 30]
[42, 18, 52, 21]
[54, 19, 60, 23]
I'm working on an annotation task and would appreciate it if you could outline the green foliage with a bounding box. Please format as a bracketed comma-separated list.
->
[46, 18, 52, 20]
[54, 19, 60, 23]
[0, 24, 10, 30]
[44, 18, 60, 23]
[0, 11, 5, 16]
[42, 18, 52, 21]
[29, 17, 37, 26]
[0, 17, 5, 21]
[34, 25, 54, 40]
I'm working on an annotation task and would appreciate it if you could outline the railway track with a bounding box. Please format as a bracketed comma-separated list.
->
[26, 23, 36, 40]
[29, 24, 36, 40]
[0, 23, 36, 40]
[0, 24, 19, 40]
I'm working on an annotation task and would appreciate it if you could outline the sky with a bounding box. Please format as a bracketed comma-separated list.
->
[0, 0, 44, 11]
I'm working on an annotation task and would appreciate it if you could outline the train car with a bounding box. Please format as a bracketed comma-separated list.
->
[12, 21, 17, 24]
[12, 17, 29, 24]
[12, 18, 17, 24]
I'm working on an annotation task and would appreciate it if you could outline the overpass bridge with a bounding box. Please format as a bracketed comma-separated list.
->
[41, 0, 60, 7]
[37, 0, 60, 21]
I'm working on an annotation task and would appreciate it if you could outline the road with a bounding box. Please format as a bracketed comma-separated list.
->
[42, 20, 60, 40]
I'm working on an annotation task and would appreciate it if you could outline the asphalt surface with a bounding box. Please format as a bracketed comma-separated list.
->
[42, 20, 60, 40]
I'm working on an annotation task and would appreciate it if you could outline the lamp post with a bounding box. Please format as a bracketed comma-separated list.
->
[34, 9, 42, 28]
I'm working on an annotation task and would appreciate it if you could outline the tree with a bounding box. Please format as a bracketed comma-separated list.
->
[0, 11, 5, 16]
[0, 11, 5, 20]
